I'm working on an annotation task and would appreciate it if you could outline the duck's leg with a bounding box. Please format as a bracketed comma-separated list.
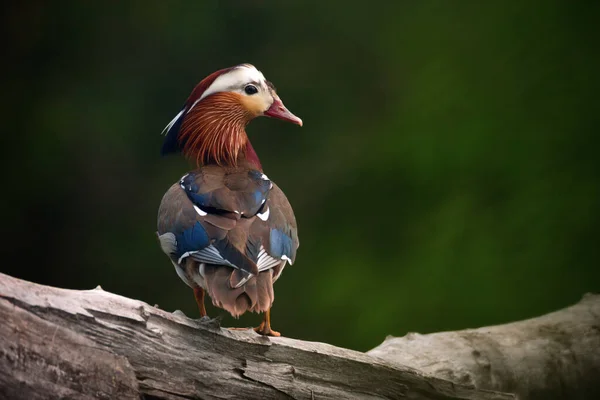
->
[193, 287, 207, 317]
[254, 308, 280, 337]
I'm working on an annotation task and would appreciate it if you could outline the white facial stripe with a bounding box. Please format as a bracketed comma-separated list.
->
[200, 64, 266, 101]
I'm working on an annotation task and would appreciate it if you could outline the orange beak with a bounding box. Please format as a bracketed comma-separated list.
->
[264, 96, 303, 127]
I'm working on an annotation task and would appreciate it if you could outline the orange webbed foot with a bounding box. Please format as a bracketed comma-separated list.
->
[253, 318, 280, 337]
[225, 326, 280, 336]
[254, 325, 281, 337]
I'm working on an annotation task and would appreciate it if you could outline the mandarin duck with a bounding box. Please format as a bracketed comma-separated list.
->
[156, 64, 301, 336]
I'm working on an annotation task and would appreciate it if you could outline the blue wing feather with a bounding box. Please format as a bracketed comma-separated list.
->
[269, 228, 295, 260]
[175, 221, 210, 257]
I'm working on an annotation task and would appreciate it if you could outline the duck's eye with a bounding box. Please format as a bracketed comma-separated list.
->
[244, 85, 258, 95]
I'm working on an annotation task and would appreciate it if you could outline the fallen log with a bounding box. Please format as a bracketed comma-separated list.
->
[2, 272, 594, 399]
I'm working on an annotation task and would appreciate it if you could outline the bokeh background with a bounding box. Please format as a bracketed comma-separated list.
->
[2, 1, 599, 352]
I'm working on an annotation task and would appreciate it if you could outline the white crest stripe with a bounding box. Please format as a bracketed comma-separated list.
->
[162, 109, 185, 135]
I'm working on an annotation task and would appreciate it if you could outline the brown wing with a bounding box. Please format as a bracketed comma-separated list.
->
[249, 182, 299, 273]
[206, 182, 299, 316]
[157, 166, 299, 316]
[157, 165, 272, 276]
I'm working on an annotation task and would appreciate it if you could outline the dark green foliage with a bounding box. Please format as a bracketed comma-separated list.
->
[2, 1, 598, 351]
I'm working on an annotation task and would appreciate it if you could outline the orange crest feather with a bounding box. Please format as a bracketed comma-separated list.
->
[179, 93, 251, 167]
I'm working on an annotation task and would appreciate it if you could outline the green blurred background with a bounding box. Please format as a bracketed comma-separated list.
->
[2, 1, 599, 352]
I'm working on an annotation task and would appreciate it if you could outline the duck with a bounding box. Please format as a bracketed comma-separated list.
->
[156, 64, 301, 336]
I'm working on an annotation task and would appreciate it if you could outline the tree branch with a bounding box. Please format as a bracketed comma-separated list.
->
[1, 272, 592, 399]
[368, 292, 600, 400]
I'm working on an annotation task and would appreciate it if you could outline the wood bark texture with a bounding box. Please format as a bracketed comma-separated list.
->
[368, 293, 600, 400]
[0, 272, 592, 399]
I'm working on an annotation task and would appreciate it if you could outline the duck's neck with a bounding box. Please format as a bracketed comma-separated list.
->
[178, 93, 262, 171]
[243, 140, 263, 171]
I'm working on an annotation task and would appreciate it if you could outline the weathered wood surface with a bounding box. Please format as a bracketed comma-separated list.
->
[368, 293, 600, 400]
[2, 272, 599, 400]
[0, 273, 512, 400]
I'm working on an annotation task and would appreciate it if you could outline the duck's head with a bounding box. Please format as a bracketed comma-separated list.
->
[161, 64, 302, 166]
